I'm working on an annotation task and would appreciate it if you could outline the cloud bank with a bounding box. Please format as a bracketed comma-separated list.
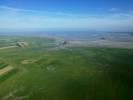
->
[0, 6, 133, 31]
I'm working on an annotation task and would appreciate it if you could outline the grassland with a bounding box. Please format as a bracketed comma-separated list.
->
[0, 35, 133, 100]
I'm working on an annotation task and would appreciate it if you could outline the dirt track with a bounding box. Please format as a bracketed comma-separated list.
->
[0, 46, 18, 50]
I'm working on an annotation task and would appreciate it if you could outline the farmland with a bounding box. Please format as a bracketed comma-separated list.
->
[0, 35, 133, 100]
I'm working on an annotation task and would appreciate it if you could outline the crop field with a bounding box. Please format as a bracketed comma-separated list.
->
[0, 38, 16, 47]
[0, 36, 133, 100]
[0, 62, 8, 69]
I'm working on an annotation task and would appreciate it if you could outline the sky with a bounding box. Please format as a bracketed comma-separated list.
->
[0, 0, 133, 31]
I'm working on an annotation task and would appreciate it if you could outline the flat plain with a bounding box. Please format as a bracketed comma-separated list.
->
[0, 35, 133, 100]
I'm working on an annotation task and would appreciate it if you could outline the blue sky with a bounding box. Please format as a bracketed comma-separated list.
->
[0, 0, 133, 31]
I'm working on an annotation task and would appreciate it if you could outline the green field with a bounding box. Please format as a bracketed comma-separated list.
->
[0, 36, 133, 100]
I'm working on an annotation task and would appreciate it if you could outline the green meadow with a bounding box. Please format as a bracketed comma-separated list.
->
[0, 36, 133, 100]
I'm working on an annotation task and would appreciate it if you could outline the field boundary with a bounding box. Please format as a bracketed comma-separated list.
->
[0, 66, 14, 76]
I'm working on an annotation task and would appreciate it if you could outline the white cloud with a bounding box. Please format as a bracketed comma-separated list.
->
[110, 8, 119, 12]
[0, 5, 39, 12]
[0, 5, 79, 17]
[0, 5, 133, 31]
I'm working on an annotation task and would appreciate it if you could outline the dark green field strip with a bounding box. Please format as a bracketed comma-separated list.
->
[0, 68, 18, 83]
[0, 63, 8, 70]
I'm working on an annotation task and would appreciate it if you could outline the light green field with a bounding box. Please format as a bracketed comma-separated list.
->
[0, 36, 133, 100]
